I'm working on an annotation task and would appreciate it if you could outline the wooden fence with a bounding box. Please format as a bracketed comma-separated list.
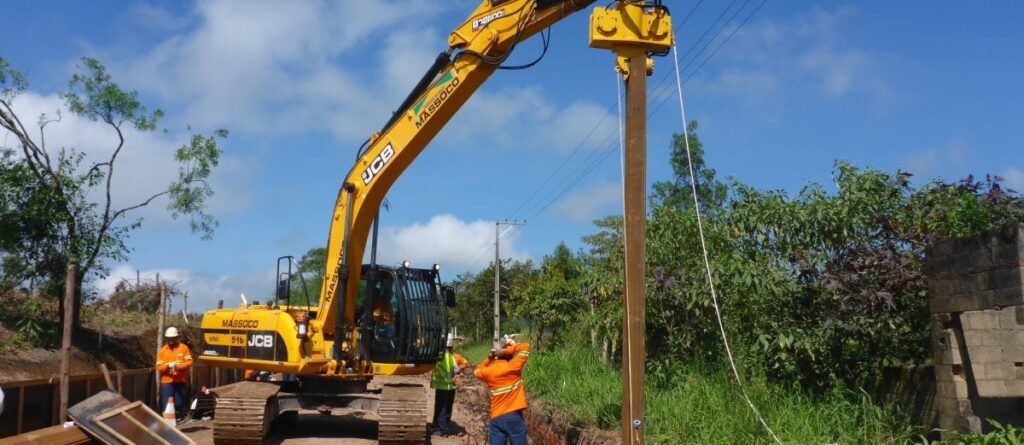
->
[0, 364, 240, 438]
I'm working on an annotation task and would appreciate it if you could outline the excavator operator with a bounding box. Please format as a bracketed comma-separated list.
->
[371, 282, 396, 339]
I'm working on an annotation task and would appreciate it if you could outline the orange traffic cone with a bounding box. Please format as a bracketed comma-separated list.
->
[163, 396, 177, 427]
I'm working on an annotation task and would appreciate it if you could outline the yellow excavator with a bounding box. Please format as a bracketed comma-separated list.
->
[198, 1, 671, 443]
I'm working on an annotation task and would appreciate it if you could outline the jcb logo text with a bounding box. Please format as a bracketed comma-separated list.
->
[248, 334, 273, 348]
[361, 144, 395, 185]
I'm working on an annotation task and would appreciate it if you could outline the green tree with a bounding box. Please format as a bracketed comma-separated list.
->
[0, 148, 68, 292]
[579, 216, 625, 363]
[651, 122, 728, 212]
[0, 56, 227, 331]
[728, 164, 1024, 388]
[508, 243, 582, 349]
[288, 247, 326, 307]
[448, 258, 534, 342]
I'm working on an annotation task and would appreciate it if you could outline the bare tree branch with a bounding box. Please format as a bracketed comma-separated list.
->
[110, 189, 173, 222]
[85, 161, 110, 178]
[38, 111, 61, 151]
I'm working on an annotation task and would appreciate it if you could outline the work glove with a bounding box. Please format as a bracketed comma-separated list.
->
[168, 363, 177, 372]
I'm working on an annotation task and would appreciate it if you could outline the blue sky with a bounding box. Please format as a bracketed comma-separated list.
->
[2, 1, 1022, 311]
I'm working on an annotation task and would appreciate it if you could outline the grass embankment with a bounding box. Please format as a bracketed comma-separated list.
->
[458, 342, 920, 444]
[1, 290, 196, 355]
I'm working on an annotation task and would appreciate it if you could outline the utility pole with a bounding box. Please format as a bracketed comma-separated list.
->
[154, 273, 165, 409]
[589, 4, 672, 444]
[493, 219, 525, 348]
[59, 263, 76, 423]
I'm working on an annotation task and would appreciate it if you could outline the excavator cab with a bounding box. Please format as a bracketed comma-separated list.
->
[273, 256, 454, 367]
[357, 264, 452, 365]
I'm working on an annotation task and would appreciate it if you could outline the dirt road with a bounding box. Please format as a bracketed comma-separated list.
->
[184, 374, 492, 445]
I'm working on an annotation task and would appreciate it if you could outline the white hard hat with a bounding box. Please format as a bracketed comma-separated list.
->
[445, 333, 455, 348]
[165, 327, 180, 338]
[500, 333, 518, 347]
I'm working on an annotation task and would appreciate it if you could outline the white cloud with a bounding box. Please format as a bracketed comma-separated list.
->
[2, 92, 255, 226]
[1003, 167, 1024, 192]
[698, 69, 778, 99]
[548, 182, 622, 223]
[375, 214, 529, 273]
[902, 140, 968, 177]
[128, 4, 191, 32]
[117, 0, 449, 141]
[696, 7, 889, 104]
[96, 263, 276, 312]
[94, 214, 530, 311]
[112, 1, 608, 151]
[447, 87, 614, 153]
[798, 46, 875, 97]
[94, 214, 531, 310]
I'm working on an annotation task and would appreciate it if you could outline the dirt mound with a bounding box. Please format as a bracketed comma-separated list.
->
[0, 326, 161, 383]
[0, 321, 198, 384]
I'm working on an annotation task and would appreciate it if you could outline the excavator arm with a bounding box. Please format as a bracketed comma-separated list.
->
[198, 3, 670, 442]
[314, 0, 596, 363]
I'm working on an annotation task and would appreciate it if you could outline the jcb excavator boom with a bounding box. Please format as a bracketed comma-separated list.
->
[196, 1, 679, 443]
[317, 0, 597, 365]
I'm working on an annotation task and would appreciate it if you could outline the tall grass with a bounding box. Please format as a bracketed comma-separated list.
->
[457, 341, 493, 364]
[487, 344, 923, 444]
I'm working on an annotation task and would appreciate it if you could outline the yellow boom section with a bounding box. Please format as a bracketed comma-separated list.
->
[314, 0, 595, 351]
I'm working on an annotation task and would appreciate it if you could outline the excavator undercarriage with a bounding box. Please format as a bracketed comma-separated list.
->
[208, 379, 426, 445]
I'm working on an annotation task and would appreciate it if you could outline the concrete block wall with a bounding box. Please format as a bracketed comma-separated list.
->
[926, 224, 1024, 439]
[926, 224, 1024, 314]
[962, 307, 1024, 397]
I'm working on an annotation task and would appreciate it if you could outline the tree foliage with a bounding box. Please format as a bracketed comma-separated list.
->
[289, 246, 326, 307]
[651, 121, 728, 212]
[0, 55, 227, 331]
[729, 165, 1023, 387]
[509, 243, 582, 349]
[455, 123, 1024, 392]
[448, 258, 533, 343]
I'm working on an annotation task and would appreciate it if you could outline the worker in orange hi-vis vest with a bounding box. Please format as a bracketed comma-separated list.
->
[474, 334, 530, 445]
[156, 327, 193, 421]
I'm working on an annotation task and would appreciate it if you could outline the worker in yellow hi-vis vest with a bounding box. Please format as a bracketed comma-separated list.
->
[430, 333, 468, 437]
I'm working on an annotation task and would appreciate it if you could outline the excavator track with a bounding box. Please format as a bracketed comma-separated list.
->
[378, 383, 427, 444]
[211, 381, 281, 445]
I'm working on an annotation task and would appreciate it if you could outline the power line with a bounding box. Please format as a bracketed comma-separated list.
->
[685, 0, 768, 83]
[519, 0, 769, 223]
[678, 0, 751, 75]
[649, 0, 767, 118]
[676, 0, 744, 68]
[646, 0, 753, 113]
[503, 0, 712, 222]
[505, 105, 616, 219]
[468, 0, 770, 270]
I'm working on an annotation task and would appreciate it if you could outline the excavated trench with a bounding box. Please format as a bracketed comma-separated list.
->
[457, 375, 617, 445]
